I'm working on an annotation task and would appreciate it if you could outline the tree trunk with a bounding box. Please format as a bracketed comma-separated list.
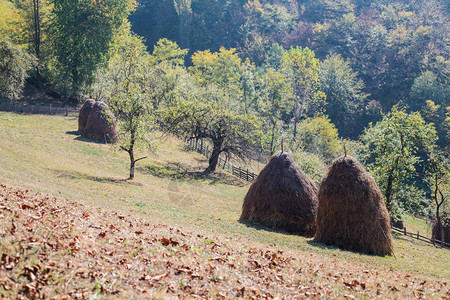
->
[270, 120, 277, 155]
[385, 171, 394, 211]
[435, 176, 445, 246]
[33, 0, 42, 87]
[204, 141, 222, 174]
[127, 130, 136, 180]
[128, 149, 135, 180]
[175, 0, 192, 49]
[384, 156, 400, 212]
[293, 101, 298, 140]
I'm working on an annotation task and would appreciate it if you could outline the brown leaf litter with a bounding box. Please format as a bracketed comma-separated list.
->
[0, 183, 449, 299]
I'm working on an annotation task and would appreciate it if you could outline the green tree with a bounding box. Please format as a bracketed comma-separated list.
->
[183, 47, 263, 173]
[292, 150, 327, 184]
[319, 53, 366, 138]
[428, 151, 450, 244]
[241, 1, 296, 65]
[263, 42, 285, 71]
[258, 68, 292, 155]
[0, 40, 35, 100]
[51, 0, 135, 98]
[190, 47, 242, 94]
[296, 116, 341, 162]
[151, 38, 188, 66]
[14, 0, 54, 87]
[98, 33, 154, 180]
[411, 70, 450, 146]
[162, 86, 262, 174]
[281, 46, 325, 139]
[0, 0, 26, 43]
[409, 71, 447, 111]
[361, 106, 438, 216]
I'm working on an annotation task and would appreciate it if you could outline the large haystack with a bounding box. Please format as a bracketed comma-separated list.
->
[239, 152, 318, 236]
[314, 156, 393, 256]
[432, 219, 450, 244]
[78, 99, 117, 143]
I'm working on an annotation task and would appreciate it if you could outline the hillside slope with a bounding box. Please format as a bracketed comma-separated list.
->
[1, 184, 449, 298]
[0, 112, 449, 296]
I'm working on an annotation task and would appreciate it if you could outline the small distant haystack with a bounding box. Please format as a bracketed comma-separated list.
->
[78, 99, 117, 143]
[78, 99, 95, 133]
[432, 219, 450, 244]
[239, 152, 318, 236]
[314, 156, 393, 256]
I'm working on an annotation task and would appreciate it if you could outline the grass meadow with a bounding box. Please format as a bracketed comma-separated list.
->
[0, 111, 448, 280]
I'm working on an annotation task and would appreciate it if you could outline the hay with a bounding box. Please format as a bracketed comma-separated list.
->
[78, 100, 118, 143]
[314, 156, 393, 256]
[239, 152, 318, 236]
[432, 219, 450, 244]
[78, 99, 95, 133]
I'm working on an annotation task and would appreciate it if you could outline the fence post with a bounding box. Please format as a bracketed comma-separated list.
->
[403, 227, 407, 235]
[417, 231, 419, 240]
[246, 168, 249, 181]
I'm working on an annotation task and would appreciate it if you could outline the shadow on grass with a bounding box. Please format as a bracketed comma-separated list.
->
[49, 169, 142, 186]
[66, 130, 80, 136]
[238, 220, 299, 236]
[65, 130, 106, 145]
[238, 219, 313, 238]
[307, 240, 393, 258]
[138, 161, 245, 187]
[306, 239, 341, 251]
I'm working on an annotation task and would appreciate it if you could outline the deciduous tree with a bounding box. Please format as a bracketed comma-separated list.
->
[51, 0, 135, 98]
[428, 151, 450, 244]
[319, 53, 366, 138]
[258, 68, 292, 155]
[281, 46, 325, 139]
[361, 106, 438, 217]
[162, 86, 262, 174]
[98, 33, 154, 180]
[0, 40, 35, 100]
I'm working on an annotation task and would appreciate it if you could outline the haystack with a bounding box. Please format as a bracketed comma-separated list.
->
[239, 152, 318, 236]
[78, 99, 95, 133]
[314, 156, 393, 256]
[432, 219, 450, 244]
[78, 99, 118, 143]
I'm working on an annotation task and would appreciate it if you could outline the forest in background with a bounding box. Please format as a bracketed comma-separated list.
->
[131, 0, 449, 124]
[0, 0, 449, 229]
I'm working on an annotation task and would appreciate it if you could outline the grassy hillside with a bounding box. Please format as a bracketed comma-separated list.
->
[0, 112, 449, 288]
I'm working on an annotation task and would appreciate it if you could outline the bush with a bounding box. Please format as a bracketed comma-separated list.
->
[295, 116, 341, 162]
[0, 40, 34, 100]
[292, 150, 326, 184]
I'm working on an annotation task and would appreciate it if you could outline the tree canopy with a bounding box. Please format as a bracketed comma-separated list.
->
[361, 106, 438, 218]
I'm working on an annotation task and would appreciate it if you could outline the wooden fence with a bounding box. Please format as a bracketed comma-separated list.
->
[392, 226, 450, 250]
[0, 102, 78, 116]
[185, 137, 258, 182]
